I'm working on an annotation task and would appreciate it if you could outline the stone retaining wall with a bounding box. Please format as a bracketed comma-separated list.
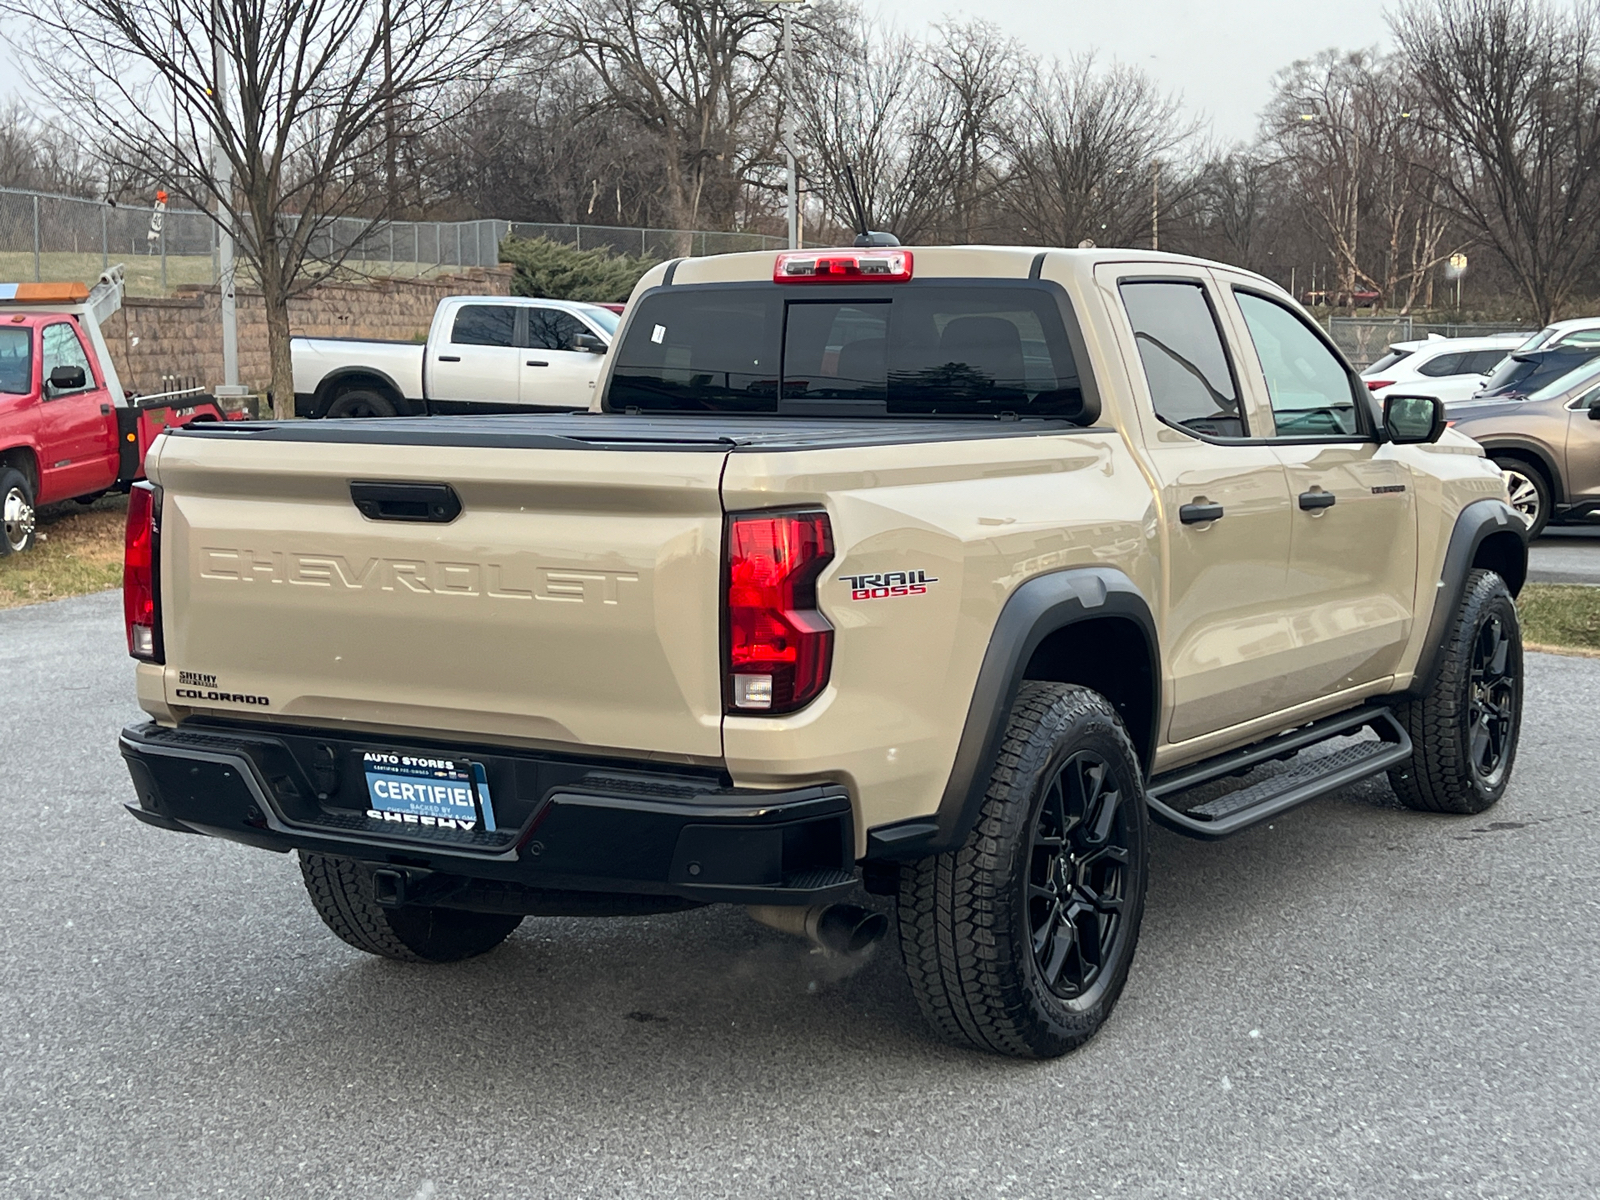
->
[101, 267, 514, 397]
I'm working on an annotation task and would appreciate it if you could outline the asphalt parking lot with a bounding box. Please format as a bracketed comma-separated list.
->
[3, 592, 1598, 1200]
[1530, 524, 1600, 584]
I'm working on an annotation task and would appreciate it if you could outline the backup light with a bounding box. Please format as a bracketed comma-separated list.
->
[124, 482, 163, 662]
[774, 250, 913, 283]
[725, 511, 834, 714]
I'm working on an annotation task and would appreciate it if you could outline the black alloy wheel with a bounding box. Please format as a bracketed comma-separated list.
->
[1388, 568, 1522, 814]
[1026, 750, 1132, 1001]
[1467, 613, 1517, 787]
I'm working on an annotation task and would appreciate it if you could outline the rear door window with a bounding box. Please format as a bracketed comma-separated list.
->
[1417, 352, 1466, 378]
[1118, 280, 1247, 438]
[606, 285, 1084, 417]
[451, 305, 517, 347]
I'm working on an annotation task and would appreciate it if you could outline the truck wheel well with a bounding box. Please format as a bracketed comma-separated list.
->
[0, 447, 39, 494]
[1473, 529, 1527, 596]
[1022, 616, 1156, 773]
[318, 373, 404, 416]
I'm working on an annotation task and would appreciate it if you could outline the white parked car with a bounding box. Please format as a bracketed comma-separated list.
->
[1361, 333, 1530, 405]
[291, 296, 619, 418]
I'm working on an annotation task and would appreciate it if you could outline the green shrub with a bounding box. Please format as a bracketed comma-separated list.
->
[499, 235, 658, 303]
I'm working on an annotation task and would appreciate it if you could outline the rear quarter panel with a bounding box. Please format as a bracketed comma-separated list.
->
[291, 339, 425, 401]
[720, 430, 1156, 847]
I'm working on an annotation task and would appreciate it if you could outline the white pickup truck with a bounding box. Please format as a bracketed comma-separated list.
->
[291, 296, 618, 418]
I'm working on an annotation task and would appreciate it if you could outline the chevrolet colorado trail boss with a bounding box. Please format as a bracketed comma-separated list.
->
[118, 247, 1528, 1059]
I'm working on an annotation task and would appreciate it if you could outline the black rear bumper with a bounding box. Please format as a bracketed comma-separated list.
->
[119, 722, 857, 906]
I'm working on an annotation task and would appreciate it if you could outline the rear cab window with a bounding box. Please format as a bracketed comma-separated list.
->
[604, 283, 1087, 419]
[451, 305, 517, 347]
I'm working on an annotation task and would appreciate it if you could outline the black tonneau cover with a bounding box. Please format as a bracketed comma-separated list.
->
[168, 412, 1090, 452]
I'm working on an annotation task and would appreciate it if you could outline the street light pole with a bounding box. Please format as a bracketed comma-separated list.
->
[212, 0, 239, 390]
[782, 2, 798, 249]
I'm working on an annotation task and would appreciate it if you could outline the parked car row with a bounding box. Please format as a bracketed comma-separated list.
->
[1361, 318, 1600, 535]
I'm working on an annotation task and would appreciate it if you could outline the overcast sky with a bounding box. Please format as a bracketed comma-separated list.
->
[872, 0, 1395, 143]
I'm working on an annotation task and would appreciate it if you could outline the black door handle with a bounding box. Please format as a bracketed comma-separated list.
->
[1179, 502, 1225, 524]
[526, 360, 548, 367]
[350, 481, 462, 523]
[1299, 490, 1336, 510]
[101, 404, 112, 414]
[438, 355, 461, 363]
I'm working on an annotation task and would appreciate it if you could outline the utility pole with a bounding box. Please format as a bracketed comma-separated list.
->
[782, 1, 798, 249]
[212, 0, 239, 392]
[1150, 159, 1160, 251]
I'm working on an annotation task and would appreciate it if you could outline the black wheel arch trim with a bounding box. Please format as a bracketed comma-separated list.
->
[312, 368, 415, 418]
[1404, 497, 1528, 699]
[1479, 438, 1565, 504]
[865, 567, 1159, 861]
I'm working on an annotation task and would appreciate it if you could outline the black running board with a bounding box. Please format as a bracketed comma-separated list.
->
[1146, 706, 1412, 840]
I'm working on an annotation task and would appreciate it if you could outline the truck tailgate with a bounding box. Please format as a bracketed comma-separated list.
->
[148, 430, 726, 759]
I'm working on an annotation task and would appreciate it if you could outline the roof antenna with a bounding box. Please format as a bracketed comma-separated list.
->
[843, 165, 899, 248]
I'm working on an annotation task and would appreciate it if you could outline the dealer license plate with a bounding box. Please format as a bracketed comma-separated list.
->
[360, 750, 498, 834]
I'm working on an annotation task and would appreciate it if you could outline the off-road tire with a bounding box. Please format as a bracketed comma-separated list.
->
[1492, 455, 1551, 538]
[298, 852, 522, 962]
[895, 682, 1149, 1058]
[324, 388, 398, 419]
[0, 467, 36, 556]
[1388, 569, 1522, 814]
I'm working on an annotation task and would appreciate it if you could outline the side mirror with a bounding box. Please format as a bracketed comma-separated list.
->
[48, 364, 87, 392]
[571, 333, 606, 354]
[1384, 394, 1447, 444]
[1587, 393, 1600, 420]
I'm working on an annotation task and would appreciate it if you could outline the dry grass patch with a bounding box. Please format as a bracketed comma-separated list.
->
[0, 493, 128, 609]
[1518, 583, 1600, 655]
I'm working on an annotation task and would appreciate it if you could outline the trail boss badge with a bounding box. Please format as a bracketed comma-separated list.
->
[840, 570, 938, 601]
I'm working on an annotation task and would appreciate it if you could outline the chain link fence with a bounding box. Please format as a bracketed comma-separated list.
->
[1328, 316, 1537, 368]
[0, 187, 784, 297]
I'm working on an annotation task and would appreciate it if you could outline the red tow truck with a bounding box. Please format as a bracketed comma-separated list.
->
[0, 268, 241, 555]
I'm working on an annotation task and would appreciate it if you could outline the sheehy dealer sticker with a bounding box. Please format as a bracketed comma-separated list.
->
[361, 751, 498, 833]
[839, 570, 938, 601]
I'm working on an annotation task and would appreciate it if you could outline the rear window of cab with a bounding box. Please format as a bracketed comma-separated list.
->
[605, 284, 1086, 418]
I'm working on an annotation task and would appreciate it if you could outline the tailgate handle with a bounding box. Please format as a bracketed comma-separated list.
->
[350, 481, 462, 523]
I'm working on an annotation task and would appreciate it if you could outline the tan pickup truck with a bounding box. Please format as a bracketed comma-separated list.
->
[117, 246, 1527, 1059]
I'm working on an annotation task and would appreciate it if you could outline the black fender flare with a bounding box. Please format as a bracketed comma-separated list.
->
[1476, 437, 1566, 504]
[864, 567, 1159, 861]
[1404, 497, 1527, 697]
[313, 368, 413, 418]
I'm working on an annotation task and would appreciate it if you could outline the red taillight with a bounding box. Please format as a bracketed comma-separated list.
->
[725, 510, 834, 714]
[1365, 379, 1392, 391]
[124, 481, 162, 662]
[774, 250, 913, 283]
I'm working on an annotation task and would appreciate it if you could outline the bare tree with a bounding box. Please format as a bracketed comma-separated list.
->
[924, 20, 1021, 242]
[794, 13, 956, 243]
[0, 101, 99, 194]
[1394, 0, 1600, 321]
[1003, 55, 1197, 249]
[549, 0, 786, 242]
[8, 0, 511, 415]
